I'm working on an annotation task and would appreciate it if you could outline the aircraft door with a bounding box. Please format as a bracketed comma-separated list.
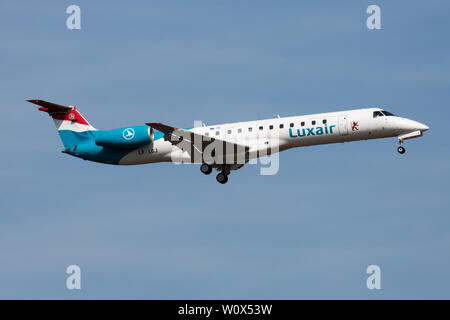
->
[338, 115, 349, 136]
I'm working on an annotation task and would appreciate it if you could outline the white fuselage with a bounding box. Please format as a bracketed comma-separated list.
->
[118, 107, 429, 165]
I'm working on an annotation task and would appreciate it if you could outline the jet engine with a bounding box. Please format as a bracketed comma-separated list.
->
[94, 126, 153, 149]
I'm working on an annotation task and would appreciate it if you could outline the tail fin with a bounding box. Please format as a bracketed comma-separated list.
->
[27, 99, 97, 149]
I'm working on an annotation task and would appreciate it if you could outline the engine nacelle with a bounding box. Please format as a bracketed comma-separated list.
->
[94, 126, 152, 149]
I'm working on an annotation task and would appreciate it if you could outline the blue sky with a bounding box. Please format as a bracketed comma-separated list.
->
[0, 0, 449, 299]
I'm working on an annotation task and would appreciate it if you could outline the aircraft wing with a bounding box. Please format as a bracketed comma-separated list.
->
[146, 122, 249, 161]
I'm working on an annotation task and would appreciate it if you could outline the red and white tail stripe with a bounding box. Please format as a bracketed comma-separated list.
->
[51, 106, 96, 132]
[27, 99, 96, 132]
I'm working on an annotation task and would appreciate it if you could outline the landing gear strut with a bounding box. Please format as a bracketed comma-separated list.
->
[397, 140, 406, 154]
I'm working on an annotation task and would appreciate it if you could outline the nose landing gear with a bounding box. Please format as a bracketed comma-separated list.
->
[397, 137, 406, 154]
[397, 139, 406, 154]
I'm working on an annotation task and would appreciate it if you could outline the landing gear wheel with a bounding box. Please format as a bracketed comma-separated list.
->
[397, 146, 406, 154]
[216, 172, 228, 184]
[200, 163, 212, 175]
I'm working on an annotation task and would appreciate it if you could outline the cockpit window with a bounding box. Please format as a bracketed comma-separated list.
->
[381, 110, 395, 116]
[373, 111, 384, 118]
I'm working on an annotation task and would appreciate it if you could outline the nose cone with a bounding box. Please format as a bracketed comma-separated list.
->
[411, 121, 430, 132]
[418, 122, 429, 131]
[400, 119, 429, 132]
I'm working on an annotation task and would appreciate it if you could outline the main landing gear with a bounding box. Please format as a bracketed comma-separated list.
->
[216, 172, 228, 184]
[200, 163, 212, 175]
[200, 164, 230, 184]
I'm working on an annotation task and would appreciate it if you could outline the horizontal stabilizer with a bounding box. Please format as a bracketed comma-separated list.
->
[27, 99, 73, 113]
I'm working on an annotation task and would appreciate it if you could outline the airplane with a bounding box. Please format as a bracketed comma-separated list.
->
[28, 99, 429, 184]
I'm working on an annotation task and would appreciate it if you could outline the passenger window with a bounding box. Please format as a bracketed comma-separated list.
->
[279, 124, 284, 129]
[312, 120, 316, 125]
[301, 122, 305, 126]
[323, 119, 327, 124]
[290, 123, 294, 127]
[238, 128, 242, 133]
[269, 125, 273, 130]
[215, 131, 220, 136]
[373, 111, 384, 118]
[259, 126, 263, 130]
[248, 127, 252, 132]
[227, 129, 232, 134]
